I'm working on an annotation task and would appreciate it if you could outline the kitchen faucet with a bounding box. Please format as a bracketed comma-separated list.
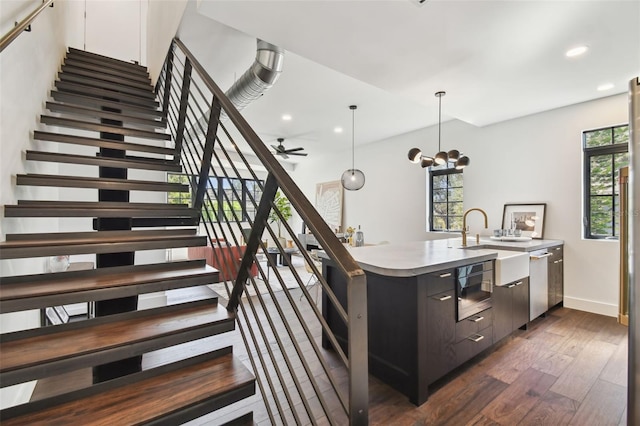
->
[461, 208, 488, 247]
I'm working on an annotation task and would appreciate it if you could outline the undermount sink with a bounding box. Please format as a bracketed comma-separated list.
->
[459, 245, 529, 286]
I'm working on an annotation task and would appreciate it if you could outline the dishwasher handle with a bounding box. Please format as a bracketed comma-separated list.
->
[530, 252, 552, 260]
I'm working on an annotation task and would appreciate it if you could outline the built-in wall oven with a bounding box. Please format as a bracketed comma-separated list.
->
[456, 260, 493, 321]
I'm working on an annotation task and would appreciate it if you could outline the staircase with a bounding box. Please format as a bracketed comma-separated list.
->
[0, 48, 255, 424]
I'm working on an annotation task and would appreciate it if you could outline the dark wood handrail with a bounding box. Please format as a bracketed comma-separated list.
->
[0, 0, 54, 53]
[173, 38, 364, 283]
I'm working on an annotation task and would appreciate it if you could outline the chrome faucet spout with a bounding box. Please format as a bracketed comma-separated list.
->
[461, 208, 488, 247]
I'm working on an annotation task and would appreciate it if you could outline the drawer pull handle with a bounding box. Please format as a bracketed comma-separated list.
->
[439, 272, 452, 278]
[554, 247, 561, 250]
[507, 284, 516, 288]
[437, 295, 452, 301]
[468, 334, 485, 343]
[515, 281, 523, 286]
[558, 259, 563, 263]
[471, 316, 484, 323]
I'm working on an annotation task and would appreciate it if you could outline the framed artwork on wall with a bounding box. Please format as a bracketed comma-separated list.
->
[502, 203, 546, 239]
[315, 180, 343, 232]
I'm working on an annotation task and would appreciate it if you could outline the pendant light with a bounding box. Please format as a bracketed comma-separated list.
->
[341, 105, 365, 190]
[407, 91, 469, 169]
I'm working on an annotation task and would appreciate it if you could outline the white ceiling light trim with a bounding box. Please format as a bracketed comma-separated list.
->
[565, 45, 589, 58]
[597, 83, 614, 91]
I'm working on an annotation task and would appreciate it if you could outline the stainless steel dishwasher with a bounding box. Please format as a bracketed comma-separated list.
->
[529, 249, 551, 320]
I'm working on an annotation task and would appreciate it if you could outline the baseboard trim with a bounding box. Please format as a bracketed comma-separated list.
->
[564, 296, 618, 317]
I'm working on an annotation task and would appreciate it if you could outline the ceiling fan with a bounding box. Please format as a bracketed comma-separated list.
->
[271, 138, 308, 159]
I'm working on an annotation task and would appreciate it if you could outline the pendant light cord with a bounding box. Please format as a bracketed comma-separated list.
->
[437, 93, 442, 152]
[350, 105, 357, 171]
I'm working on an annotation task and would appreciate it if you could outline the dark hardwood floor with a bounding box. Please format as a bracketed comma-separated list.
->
[30, 285, 628, 425]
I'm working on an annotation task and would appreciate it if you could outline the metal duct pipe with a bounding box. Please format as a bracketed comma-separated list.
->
[224, 39, 285, 112]
[188, 39, 284, 140]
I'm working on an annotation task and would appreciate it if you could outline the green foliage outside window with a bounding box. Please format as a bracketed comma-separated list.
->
[430, 165, 463, 232]
[167, 174, 191, 206]
[584, 124, 629, 239]
[167, 173, 263, 223]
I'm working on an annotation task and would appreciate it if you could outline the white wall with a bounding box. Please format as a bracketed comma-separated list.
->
[0, 0, 73, 409]
[0, 0, 179, 408]
[146, 0, 188, 84]
[290, 93, 628, 317]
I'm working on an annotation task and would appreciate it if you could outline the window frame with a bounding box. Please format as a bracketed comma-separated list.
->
[429, 166, 464, 232]
[582, 124, 629, 240]
[167, 173, 263, 223]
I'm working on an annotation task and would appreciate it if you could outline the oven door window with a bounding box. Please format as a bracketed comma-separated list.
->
[457, 270, 492, 321]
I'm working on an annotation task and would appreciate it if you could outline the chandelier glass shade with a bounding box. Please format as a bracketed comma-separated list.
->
[407, 91, 469, 170]
[342, 105, 365, 190]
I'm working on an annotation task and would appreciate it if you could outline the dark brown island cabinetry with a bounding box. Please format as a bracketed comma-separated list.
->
[321, 261, 497, 406]
[492, 277, 530, 343]
[548, 245, 564, 308]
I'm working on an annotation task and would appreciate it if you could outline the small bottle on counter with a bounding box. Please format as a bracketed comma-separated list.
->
[355, 225, 364, 247]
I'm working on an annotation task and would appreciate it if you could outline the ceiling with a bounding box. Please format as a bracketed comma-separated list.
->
[177, 0, 640, 165]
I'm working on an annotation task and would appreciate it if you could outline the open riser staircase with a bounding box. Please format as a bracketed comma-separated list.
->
[0, 48, 256, 425]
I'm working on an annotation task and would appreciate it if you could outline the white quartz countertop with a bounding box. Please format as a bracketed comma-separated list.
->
[318, 237, 563, 277]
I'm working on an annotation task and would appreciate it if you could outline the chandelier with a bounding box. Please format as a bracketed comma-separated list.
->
[408, 91, 469, 169]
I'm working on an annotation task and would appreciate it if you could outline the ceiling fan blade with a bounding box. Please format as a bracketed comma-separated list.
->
[284, 147, 305, 153]
[289, 152, 308, 156]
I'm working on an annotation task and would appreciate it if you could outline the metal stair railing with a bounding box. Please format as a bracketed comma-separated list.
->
[156, 38, 368, 425]
[0, 0, 55, 53]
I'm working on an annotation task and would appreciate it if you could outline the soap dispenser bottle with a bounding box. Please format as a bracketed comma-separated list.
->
[355, 225, 364, 247]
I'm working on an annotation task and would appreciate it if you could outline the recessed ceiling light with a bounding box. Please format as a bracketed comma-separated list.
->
[282, 114, 292, 121]
[597, 83, 614, 91]
[565, 45, 588, 58]
[334, 127, 343, 133]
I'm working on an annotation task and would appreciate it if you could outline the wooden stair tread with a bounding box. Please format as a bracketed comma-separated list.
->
[0, 260, 219, 313]
[0, 299, 234, 387]
[46, 101, 166, 129]
[0, 229, 205, 259]
[50, 91, 164, 119]
[62, 58, 152, 84]
[67, 48, 149, 75]
[5, 228, 197, 242]
[6, 200, 195, 218]
[24, 150, 181, 172]
[58, 73, 156, 100]
[61, 65, 154, 92]
[0, 352, 255, 426]
[55, 80, 159, 108]
[16, 200, 187, 209]
[34, 131, 174, 155]
[16, 173, 187, 192]
[40, 116, 171, 141]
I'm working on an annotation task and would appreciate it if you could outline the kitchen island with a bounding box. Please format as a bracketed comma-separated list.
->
[319, 237, 563, 405]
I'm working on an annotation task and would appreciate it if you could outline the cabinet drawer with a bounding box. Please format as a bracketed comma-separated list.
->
[455, 325, 493, 366]
[548, 245, 563, 262]
[455, 308, 493, 343]
[425, 268, 455, 296]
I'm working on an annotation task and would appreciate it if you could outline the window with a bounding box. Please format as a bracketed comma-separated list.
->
[167, 174, 263, 223]
[583, 124, 629, 239]
[167, 174, 192, 206]
[430, 165, 464, 231]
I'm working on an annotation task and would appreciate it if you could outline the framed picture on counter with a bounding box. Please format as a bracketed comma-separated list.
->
[315, 180, 343, 232]
[502, 203, 546, 239]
